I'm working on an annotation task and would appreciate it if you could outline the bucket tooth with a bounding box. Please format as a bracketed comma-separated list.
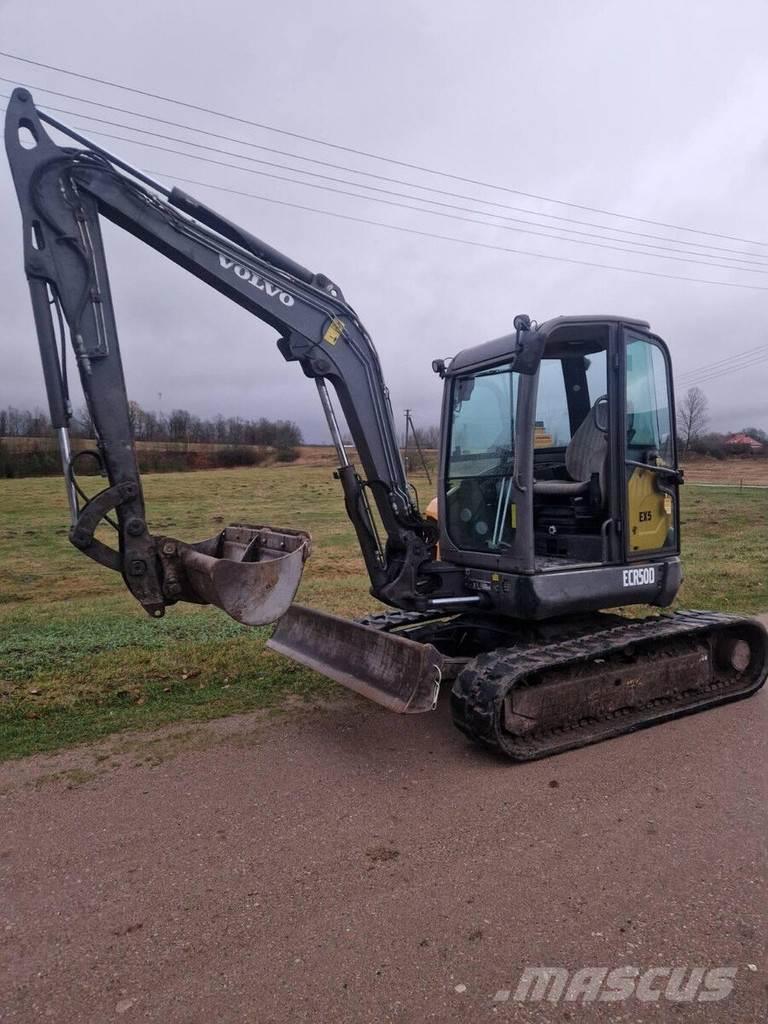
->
[162, 524, 311, 626]
[268, 604, 443, 713]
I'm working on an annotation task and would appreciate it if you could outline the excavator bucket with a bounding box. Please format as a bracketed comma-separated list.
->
[267, 604, 444, 713]
[165, 524, 311, 626]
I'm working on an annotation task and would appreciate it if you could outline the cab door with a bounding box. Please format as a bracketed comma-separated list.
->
[622, 330, 680, 557]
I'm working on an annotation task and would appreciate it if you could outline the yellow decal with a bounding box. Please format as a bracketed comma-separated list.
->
[323, 318, 344, 346]
[509, 503, 517, 529]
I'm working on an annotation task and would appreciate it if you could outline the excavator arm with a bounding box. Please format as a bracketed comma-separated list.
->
[5, 88, 436, 623]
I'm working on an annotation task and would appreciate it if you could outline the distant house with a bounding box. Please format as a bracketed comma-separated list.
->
[726, 432, 764, 452]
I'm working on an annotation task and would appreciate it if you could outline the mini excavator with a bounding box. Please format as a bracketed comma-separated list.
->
[6, 88, 766, 760]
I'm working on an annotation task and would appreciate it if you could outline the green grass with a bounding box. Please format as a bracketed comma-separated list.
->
[675, 485, 768, 612]
[1, 468, 766, 759]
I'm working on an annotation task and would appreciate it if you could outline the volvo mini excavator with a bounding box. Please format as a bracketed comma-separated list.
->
[6, 88, 767, 759]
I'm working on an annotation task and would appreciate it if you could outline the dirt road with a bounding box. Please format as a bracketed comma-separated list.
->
[2, 671, 766, 1022]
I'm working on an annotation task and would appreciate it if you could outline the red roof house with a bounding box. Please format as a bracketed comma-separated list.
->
[726, 433, 764, 451]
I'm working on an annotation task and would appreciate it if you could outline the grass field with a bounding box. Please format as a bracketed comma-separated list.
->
[681, 455, 768, 486]
[1, 465, 767, 760]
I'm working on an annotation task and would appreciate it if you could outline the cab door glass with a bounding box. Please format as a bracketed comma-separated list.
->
[625, 337, 676, 552]
[446, 365, 518, 552]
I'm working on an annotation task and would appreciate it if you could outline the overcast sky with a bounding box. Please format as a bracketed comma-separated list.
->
[2, 0, 768, 442]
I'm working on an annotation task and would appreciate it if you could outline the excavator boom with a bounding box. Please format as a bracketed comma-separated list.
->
[5, 88, 435, 625]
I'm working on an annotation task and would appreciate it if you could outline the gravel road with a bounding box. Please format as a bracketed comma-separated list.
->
[2, 642, 766, 1023]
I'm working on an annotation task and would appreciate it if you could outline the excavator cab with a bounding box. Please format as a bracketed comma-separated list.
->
[436, 315, 682, 617]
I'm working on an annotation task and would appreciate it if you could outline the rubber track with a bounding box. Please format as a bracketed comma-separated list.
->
[451, 610, 768, 761]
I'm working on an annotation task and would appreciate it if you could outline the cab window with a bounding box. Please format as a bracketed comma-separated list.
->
[534, 350, 607, 452]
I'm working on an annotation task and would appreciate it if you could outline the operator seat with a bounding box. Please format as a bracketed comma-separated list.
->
[533, 396, 607, 501]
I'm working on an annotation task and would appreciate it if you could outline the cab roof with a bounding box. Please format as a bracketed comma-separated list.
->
[447, 314, 651, 376]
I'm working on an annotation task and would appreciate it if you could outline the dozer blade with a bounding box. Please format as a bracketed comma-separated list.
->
[267, 604, 443, 713]
[162, 524, 311, 626]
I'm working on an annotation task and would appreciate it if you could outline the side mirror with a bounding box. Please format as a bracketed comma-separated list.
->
[594, 395, 609, 433]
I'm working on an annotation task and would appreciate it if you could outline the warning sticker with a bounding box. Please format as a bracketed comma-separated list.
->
[323, 318, 344, 346]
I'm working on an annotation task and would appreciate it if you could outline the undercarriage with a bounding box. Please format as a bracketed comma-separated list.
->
[270, 607, 768, 760]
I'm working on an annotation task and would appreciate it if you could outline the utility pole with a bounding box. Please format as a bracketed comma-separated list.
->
[403, 409, 432, 484]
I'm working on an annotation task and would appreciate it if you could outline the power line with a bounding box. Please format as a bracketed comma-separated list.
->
[678, 342, 768, 380]
[676, 342, 768, 384]
[678, 351, 768, 389]
[3, 49, 767, 248]
[24, 97, 768, 272]
[4, 75, 767, 265]
[7, 100, 768, 293]
[684, 362, 768, 389]
[127, 166, 768, 293]
[678, 355, 768, 389]
[9, 108, 768, 387]
[21, 103, 768, 278]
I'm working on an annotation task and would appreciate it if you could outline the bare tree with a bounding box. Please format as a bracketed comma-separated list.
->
[1, 401, 303, 448]
[677, 387, 709, 454]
